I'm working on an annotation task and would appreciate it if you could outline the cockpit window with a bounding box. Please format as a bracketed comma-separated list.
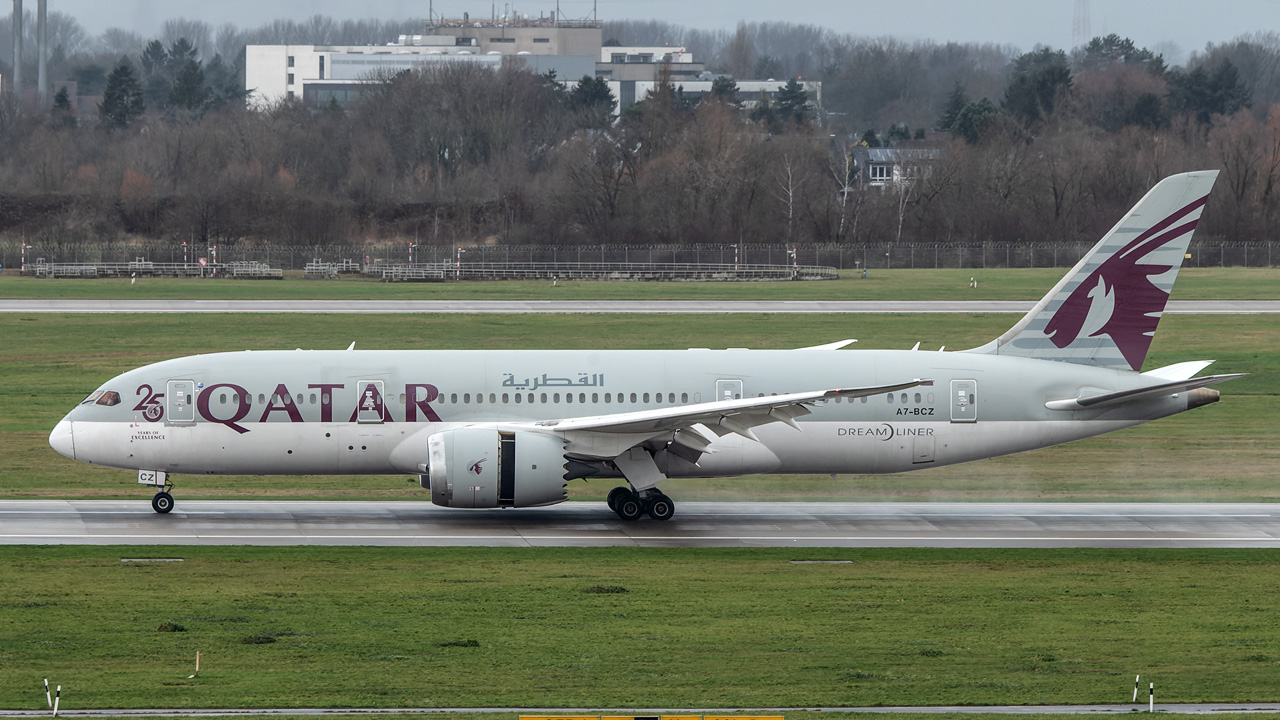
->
[95, 391, 121, 407]
[80, 390, 105, 405]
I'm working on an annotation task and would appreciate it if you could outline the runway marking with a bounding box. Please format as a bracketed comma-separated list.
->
[3, 535, 1280, 542]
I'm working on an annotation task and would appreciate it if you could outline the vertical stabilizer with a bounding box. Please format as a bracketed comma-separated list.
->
[967, 170, 1218, 371]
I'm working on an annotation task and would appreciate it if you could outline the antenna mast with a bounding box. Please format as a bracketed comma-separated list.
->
[1072, 0, 1092, 49]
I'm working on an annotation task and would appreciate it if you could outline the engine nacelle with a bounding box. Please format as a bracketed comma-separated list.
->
[424, 427, 568, 508]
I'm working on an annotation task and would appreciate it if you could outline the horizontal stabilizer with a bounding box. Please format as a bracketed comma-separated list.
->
[1142, 360, 1215, 382]
[1045, 373, 1245, 411]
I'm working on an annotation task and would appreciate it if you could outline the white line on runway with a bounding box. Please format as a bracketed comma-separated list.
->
[3, 534, 1279, 542]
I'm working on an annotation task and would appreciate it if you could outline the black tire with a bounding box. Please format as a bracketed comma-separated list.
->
[648, 494, 675, 521]
[606, 486, 630, 512]
[152, 491, 174, 514]
[615, 494, 644, 521]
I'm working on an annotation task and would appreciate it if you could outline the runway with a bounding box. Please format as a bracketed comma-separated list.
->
[3, 704, 1280, 716]
[2, 299, 1278, 314]
[3, 500, 1279, 547]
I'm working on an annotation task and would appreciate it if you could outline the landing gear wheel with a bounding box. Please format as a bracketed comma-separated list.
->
[606, 486, 631, 512]
[614, 493, 644, 521]
[647, 494, 675, 521]
[151, 491, 174, 514]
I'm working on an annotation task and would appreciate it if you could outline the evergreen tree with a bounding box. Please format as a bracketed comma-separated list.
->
[938, 81, 968, 130]
[774, 78, 810, 125]
[140, 40, 167, 75]
[1168, 59, 1251, 124]
[1003, 48, 1072, 126]
[51, 86, 77, 129]
[568, 75, 616, 127]
[860, 128, 881, 147]
[169, 59, 209, 114]
[886, 123, 911, 143]
[99, 61, 146, 129]
[953, 98, 998, 143]
[709, 75, 740, 106]
[1080, 34, 1165, 75]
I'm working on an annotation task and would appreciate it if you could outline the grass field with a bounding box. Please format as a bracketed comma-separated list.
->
[2, 266, 1279, 301]
[3, 546, 1280, 709]
[2, 311, 1275, 502]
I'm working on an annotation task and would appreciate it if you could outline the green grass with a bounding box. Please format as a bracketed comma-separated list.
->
[3, 547, 1280, 709]
[2, 312, 1275, 502]
[2, 267, 1279, 300]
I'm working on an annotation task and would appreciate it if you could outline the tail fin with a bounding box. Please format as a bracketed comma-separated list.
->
[967, 170, 1219, 371]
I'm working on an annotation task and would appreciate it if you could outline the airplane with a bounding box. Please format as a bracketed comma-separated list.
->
[49, 170, 1242, 521]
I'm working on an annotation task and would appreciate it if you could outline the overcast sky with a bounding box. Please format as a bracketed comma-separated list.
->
[49, 0, 1276, 62]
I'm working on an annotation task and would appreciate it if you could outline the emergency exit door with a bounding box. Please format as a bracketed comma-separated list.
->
[715, 379, 743, 402]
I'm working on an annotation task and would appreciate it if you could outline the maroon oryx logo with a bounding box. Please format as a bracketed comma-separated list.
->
[468, 458, 486, 475]
[1043, 194, 1207, 370]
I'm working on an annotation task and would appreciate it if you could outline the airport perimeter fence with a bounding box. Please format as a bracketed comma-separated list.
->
[2, 240, 1277, 275]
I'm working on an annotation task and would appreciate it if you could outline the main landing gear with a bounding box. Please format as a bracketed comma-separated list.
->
[606, 486, 675, 521]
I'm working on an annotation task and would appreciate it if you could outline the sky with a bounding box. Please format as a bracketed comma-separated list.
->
[47, 0, 1278, 63]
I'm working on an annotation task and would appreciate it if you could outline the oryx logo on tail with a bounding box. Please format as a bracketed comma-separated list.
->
[1043, 194, 1208, 370]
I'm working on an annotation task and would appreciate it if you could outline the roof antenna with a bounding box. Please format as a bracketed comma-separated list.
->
[346, 342, 356, 351]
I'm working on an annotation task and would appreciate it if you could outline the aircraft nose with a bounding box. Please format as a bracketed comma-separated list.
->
[49, 419, 76, 460]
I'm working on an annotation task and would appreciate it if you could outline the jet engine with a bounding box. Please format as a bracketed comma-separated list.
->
[421, 427, 568, 508]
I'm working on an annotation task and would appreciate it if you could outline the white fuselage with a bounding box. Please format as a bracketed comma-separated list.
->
[52, 348, 1192, 480]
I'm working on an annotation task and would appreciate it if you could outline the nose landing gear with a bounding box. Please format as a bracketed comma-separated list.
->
[151, 490, 175, 514]
[138, 469, 175, 514]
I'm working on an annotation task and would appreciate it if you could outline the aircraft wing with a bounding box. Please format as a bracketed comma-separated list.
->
[536, 378, 930, 440]
[1044, 373, 1245, 411]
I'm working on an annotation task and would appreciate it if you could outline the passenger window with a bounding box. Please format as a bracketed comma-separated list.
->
[541, 393, 548, 403]
[488, 393, 496, 404]
[219, 393, 227, 404]
[927, 392, 935, 404]
[399, 393, 407, 404]
[527, 393, 534, 404]
[566, 393, 573, 404]
[592, 393, 598, 403]
[861, 396, 868, 404]
[309, 393, 317, 404]
[463, 393, 471, 404]
[450, 393, 458, 404]
[681, 392, 688, 403]
[502, 393, 510, 403]
[604, 393, 611, 403]
[887, 393, 894, 404]
[476, 393, 483, 405]
[630, 393, 637, 403]
[643, 393, 650, 403]
[914, 392, 921, 403]
[258, 394, 266, 405]
[668, 393, 674, 403]
[553, 393, 560, 403]
[901, 393, 908, 403]
[578, 393, 586, 403]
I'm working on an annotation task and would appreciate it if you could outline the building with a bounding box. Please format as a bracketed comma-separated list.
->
[854, 148, 943, 187]
[243, 11, 821, 116]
